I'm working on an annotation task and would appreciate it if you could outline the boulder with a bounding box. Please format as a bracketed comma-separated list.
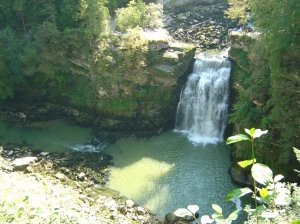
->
[55, 172, 67, 181]
[125, 199, 135, 208]
[77, 172, 86, 181]
[165, 210, 196, 224]
[227, 31, 259, 52]
[12, 157, 38, 171]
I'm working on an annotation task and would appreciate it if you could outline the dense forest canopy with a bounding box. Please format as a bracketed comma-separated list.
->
[0, 0, 161, 103]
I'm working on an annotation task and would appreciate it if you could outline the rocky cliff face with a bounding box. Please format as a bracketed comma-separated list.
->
[0, 29, 196, 138]
[163, 0, 233, 51]
[1, 0, 233, 138]
[227, 31, 259, 186]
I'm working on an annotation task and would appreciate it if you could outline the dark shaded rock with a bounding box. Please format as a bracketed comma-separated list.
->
[165, 210, 197, 224]
[229, 162, 253, 187]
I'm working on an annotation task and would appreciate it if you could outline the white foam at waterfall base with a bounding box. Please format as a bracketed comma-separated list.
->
[175, 54, 231, 145]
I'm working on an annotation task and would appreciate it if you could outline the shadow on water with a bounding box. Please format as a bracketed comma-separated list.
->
[104, 131, 246, 221]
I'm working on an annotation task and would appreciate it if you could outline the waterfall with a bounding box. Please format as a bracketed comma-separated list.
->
[175, 54, 231, 145]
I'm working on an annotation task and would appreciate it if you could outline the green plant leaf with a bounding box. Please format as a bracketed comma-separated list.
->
[251, 163, 273, 185]
[245, 128, 268, 139]
[291, 221, 300, 224]
[212, 213, 223, 221]
[293, 147, 300, 163]
[274, 174, 284, 183]
[253, 129, 268, 138]
[212, 204, 222, 214]
[226, 134, 249, 145]
[201, 215, 214, 224]
[253, 205, 267, 215]
[187, 204, 199, 214]
[238, 159, 256, 168]
[173, 208, 192, 217]
[245, 128, 255, 136]
[260, 196, 270, 204]
[226, 210, 239, 222]
[259, 188, 269, 198]
[226, 187, 252, 201]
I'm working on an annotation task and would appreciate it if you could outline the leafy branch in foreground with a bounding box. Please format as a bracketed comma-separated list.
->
[173, 203, 239, 224]
[226, 128, 294, 223]
[172, 128, 299, 224]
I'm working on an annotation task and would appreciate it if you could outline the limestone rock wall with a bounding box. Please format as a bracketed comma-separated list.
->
[0, 29, 196, 137]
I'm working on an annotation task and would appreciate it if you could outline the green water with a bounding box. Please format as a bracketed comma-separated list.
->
[0, 116, 244, 220]
[0, 116, 93, 152]
[104, 131, 242, 218]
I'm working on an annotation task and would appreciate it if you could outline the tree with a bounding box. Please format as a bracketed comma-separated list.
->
[115, 0, 146, 31]
[78, 0, 109, 37]
[251, 0, 300, 162]
[0, 28, 24, 99]
[115, 0, 163, 32]
[119, 27, 149, 85]
[34, 22, 70, 92]
[12, 0, 27, 34]
[225, 0, 249, 29]
[57, 0, 80, 29]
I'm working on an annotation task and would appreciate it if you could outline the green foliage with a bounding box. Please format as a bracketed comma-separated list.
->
[143, 2, 163, 29]
[78, 0, 109, 37]
[179, 128, 298, 223]
[34, 22, 71, 92]
[57, 0, 80, 29]
[115, 0, 146, 31]
[119, 27, 149, 85]
[115, 0, 162, 31]
[106, 0, 129, 15]
[228, 0, 300, 172]
[97, 99, 138, 117]
[225, 0, 249, 29]
[61, 76, 96, 108]
[226, 187, 252, 201]
[293, 147, 300, 178]
[226, 128, 295, 223]
[174, 203, 239, 224]
[211, 204, 239, 224]
[0, 195, 59, 223]
[0, 27, 24, 99]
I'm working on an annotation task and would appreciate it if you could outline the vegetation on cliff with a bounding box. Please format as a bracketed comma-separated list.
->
[227, 0, 300, 181]
[0, 0, 195, 132]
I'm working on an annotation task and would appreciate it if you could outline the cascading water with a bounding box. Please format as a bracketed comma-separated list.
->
[175, 54, 231, 144]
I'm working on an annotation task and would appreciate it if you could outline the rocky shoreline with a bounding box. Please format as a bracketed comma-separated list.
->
[0, 145, 164, 223]
[163, 1, 236, 52]
[0, 141, 198, 224]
